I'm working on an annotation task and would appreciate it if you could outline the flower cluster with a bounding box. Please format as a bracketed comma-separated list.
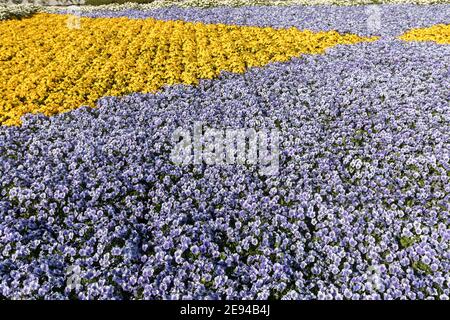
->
[0, 3, 39, 20]
[400, 24, 450, 44]
[64, 3, 450, 37]
[0, 36, 449, 299]
[46, 0, 450, 12]
[2, 0, 450, 23]
[0, 13, 376, 126]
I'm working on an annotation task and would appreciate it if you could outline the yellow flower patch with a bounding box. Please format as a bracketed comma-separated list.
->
[0, 13, 377, 126]
[399, 24, 450, 45]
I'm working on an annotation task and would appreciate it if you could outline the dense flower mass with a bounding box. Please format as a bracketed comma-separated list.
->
[0, 3, 39, 20]
[64, 4, 450, 37]
[0, 13, 376, 126]
[1, 38, 449, 299]
[0, 3, 449, 300]
[399, 24, 450, 44]
[1, 0, 449, 16]
[45, 0, 450, 10]
[2, 1, 450, 23]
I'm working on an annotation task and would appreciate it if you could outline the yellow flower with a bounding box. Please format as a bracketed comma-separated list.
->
[399, 24, 450, 45]
[0, 13, 377, 126]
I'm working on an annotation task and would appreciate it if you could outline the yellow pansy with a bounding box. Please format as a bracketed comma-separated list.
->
[0, 13, 377, 126]
[399, 24, 450, 45]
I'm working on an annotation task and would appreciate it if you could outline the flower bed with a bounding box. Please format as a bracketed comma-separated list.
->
[0, 3, 449, 300]
[0, 13, 377, 126]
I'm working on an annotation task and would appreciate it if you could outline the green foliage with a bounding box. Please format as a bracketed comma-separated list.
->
[399, 235, 420, 248]
[412, 261, 433, 274]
